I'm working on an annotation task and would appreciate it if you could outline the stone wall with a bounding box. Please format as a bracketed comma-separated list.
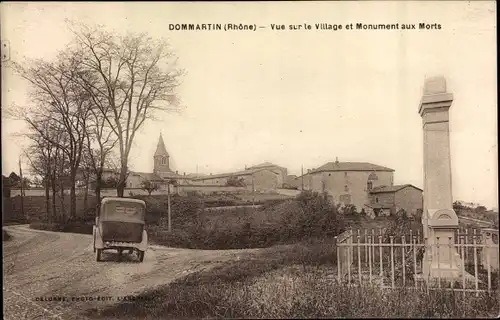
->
[4, 195, 97, 222]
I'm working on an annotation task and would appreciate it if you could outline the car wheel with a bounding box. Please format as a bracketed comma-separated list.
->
[96, 249, 102, 262]
[138, 250, 145, 263]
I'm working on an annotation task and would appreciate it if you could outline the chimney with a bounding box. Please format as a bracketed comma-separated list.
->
[176, 170, 178, 175]
[307, 169, 311, 173]
[210, 173, 212, 176]
[184, 172, 186, 176]
[335, 157, 339, 165]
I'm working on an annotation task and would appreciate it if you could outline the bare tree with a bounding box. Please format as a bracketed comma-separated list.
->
[11, 52, 92, 220]
[83, 105, 118, 210]
[68, 22, 185, 197]
[141, 180, 158, 196]
[24, 134, 54, 221]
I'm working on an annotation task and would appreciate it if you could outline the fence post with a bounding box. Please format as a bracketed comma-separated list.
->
[390, 236, 395, 289]
[368, 235, 373, 285]
[465, 228, 469, 262]
[437, 237, 441, 288]
[448, 236, 454, 289]
[402, 235, 406, 287]
[347, 233, 352, 285]
[460, 235, 466, 296]
[335, 236, 341, 284]
[473, 231, 479, 297]
[486, 234, 491, 293]
[379, 234, 383, 282]
[357, 235, 362, 285]
[423, 237, 429, 293]
[364, 229, 369, 264]
[413, 235, 417, 289]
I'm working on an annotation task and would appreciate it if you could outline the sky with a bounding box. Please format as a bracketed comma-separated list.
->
[1, 2, 497, 209]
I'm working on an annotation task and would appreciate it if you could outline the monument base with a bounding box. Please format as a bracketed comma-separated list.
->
[415, 270, 479, 288]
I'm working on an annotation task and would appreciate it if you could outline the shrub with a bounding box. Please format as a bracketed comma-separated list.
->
[30, 219, 93, 235]
[148, 191, 346, 250]
[30, 221, 65, 232]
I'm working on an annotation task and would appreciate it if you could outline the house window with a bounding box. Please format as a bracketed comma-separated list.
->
[328, 173, 331, 176]
[367, 181, 373, 190]
[344, 172, 348, 177]
[368, 172, 378, 181]
[344, 185, 349, 192]
[376, 197, 379, 203]
[339, 194, 351, 205]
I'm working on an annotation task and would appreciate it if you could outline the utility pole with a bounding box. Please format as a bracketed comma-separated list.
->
[167, 182, 172, 232]
[301, 165, 304, 190]
[19, 156, 25, 219]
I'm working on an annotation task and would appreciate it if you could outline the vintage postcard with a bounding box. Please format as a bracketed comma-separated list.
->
[1, 1, 498, 319]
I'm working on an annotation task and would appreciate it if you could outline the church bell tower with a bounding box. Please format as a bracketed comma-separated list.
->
[153, 134, 172, 174]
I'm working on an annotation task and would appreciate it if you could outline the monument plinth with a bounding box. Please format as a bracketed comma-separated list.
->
[419, 76, 464, 281]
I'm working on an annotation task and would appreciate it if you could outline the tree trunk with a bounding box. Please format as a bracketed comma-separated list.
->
[44, 176, 50, 223]
[51, 174, 57, 221]
[95, 170, 102, 214]
[83, 179, 88, 214]
[70, 169, 77, 219]
[59, 182, 65, 221]
[117, 163, 127, 198]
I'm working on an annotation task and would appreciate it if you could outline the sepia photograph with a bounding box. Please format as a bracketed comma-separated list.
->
[1, 1, 498, 319]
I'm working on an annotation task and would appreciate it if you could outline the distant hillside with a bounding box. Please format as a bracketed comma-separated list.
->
[456, 209, 498, 228]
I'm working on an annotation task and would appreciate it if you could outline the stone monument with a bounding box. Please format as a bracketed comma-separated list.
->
[418, 76, 464, 281]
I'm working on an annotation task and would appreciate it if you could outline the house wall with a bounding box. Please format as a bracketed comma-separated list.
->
[194, 169, 280, 190]
[102, 171, 118, 181]
[196, 176, 229, 186]
[305, 170, 394, 210]
[252, 169, 279, 191]
[368, 192, 396, 208]
[126, 174, 144, 188]
[394, 186, 423, 215]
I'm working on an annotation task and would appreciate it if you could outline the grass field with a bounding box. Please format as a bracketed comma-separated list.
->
[86, 241, 500, 319]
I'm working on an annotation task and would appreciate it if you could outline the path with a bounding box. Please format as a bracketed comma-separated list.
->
[3, 225, 254, 319]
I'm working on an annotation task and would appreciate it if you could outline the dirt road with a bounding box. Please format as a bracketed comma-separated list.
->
[3, 225, 253, 320]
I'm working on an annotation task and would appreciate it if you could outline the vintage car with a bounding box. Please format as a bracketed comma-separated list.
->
[93, 197, 148, 262]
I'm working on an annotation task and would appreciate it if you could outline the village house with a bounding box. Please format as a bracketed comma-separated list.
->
[192, 167, 281, 191]
[366, 184, 423, 217]
[297, 158, 395, 210]
[245, 162, 288, 188]
[297, 158, 423, 216]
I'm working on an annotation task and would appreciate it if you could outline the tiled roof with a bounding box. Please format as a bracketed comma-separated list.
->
[158, 172, 189, 179]
[130, 172, 163, 181]
[248, 162, 284, 170]
[313, 162, 394, 173]
[193, 168, 279, 180]
[299, 162, 394, 177]
[370, 184, 423, 193]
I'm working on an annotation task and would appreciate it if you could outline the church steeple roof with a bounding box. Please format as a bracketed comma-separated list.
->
[154, 134, 169, 157]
